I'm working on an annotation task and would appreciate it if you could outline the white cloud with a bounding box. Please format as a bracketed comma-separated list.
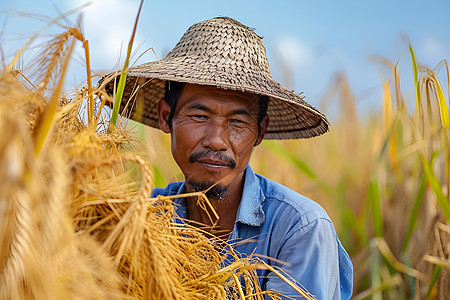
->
[275, 35, 311, 67]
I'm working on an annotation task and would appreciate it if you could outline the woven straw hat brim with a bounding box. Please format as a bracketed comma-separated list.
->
[103, 17, 329, 139]
[107, 57, 329, 139]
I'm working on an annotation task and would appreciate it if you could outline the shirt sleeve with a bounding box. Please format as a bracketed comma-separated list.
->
[264, 218, 353, 300]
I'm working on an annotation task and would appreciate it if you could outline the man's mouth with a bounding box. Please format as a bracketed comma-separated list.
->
[196, 158, 230, 168]
[189, 150, 237, 169]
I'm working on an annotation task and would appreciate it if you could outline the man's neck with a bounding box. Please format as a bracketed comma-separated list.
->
[185, 178, 244, 239]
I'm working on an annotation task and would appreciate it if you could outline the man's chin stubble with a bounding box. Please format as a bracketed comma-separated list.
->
[186, 180, 229, 202]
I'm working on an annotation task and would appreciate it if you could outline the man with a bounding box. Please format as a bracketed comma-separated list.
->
[106, 17, 352, 299]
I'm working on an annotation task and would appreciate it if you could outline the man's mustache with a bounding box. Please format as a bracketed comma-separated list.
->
[189, 149, 236, 169]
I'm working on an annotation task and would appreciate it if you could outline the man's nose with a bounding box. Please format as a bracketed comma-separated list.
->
[201, 122, 229, 151]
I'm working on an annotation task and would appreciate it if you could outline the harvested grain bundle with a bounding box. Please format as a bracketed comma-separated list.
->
[0, 71, 123, 299]
[0, 66, 230, 300]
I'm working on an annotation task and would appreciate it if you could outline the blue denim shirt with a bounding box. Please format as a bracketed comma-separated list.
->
[151, 166, 353, 299]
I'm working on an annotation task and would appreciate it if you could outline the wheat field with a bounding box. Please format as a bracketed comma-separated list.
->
[1, 5, 450, 300]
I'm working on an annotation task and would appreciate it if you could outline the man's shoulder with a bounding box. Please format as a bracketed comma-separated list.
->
[151, 181, 184, 198]
[255, 173, 330, 225]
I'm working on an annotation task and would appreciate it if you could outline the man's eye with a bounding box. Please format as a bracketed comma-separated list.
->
[192, 115, 208, 120]
[230, 119, 247, 125]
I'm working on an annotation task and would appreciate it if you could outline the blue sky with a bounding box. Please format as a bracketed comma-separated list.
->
[1, 0, 449, 116]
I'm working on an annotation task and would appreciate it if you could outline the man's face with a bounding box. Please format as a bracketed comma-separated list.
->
[158, 83, 268, 200]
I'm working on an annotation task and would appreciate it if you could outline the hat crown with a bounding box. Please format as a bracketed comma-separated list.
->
[166, 17, 270, 74]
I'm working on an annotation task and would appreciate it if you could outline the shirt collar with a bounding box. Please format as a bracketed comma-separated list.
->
[173, 165, 265, 226]
[234, 165, 266, 226]
[172, 182, 188, 219]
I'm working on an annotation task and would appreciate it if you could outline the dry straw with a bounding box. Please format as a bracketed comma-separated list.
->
[0, 12, 313, 300]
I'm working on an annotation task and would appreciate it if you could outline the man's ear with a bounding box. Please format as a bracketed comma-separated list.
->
[157, 100, 171, 133]
[255, 115, 269, 146]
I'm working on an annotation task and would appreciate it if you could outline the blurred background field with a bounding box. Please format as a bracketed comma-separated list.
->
[1, 0, 450, 299]
[140, 49, 450, 298]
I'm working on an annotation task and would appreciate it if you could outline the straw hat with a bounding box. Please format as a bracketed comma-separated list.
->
[104, 17, 329, 139]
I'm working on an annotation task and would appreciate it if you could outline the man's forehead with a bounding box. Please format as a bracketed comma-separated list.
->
[178, 84, 260, 111]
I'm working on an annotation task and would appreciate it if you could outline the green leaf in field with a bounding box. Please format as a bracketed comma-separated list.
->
[402, 174, 427, 253]
[340, 205, 360, 245]
[421, 153, 450, 223]
[368, 181, 384, 237]
[262, 140, 332, 195]
[443, 130, 450, 212]
[109, 0, 144, 129]
[263, 141, 317, 179]
[152, 165, 167, 188]
[337, 180, 367, 251]
[401, 253, 417, 297]
[425, 266, 441, 300]
[410, 45, 423, 120]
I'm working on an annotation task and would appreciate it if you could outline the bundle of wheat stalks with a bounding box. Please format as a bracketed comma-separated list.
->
[0, 19, 311, 300]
